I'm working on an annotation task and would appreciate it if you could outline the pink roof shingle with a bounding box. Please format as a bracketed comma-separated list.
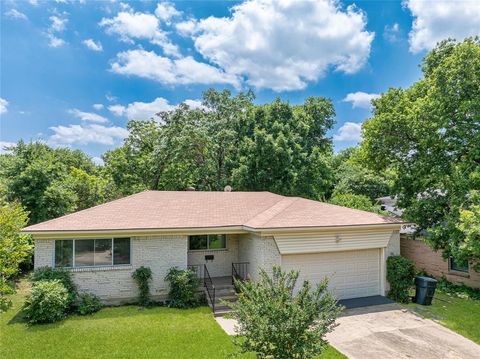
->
[22, 190, 403, 233]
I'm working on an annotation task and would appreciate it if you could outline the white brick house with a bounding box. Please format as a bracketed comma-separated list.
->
[24, 191, 402, 305]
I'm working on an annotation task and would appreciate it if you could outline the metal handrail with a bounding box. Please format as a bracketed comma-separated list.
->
[203, 264, 216, 313]
[232, 262, 249, 285]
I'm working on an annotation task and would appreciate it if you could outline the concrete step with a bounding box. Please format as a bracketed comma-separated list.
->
[213, 308, 236, 317]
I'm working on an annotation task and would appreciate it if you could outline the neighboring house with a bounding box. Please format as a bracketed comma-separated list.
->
[377, 196, 480, 289]
[23, 190, 403, 305]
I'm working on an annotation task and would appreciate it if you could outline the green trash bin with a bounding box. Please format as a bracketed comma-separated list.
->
[414, 276, 437, 305]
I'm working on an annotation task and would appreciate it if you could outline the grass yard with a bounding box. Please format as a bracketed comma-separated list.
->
[0, 280, 345, 359]
[404, 290, 480, 344]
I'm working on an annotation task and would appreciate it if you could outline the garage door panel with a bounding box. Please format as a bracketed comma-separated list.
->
[282, 249, 381, 300]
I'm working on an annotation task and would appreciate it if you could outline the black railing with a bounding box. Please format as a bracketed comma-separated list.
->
[187, 264, 202, 278]
[232, 262, 249, 285]
[203, 264, 216, 313]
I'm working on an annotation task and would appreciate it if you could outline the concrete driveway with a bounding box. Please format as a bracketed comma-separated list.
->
[326, 303, 480, 359]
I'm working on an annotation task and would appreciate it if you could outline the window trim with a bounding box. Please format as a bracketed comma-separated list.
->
[54, 237, 131, 268]
[188, 234, 227, 251]
[449, 256, 469, 274]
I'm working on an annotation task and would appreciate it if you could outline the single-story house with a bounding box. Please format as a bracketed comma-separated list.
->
[23, 190, 403, 305]
[377, 196, 480, 288]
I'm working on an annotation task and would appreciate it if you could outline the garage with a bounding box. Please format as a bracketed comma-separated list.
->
[282, 249, 382, 299]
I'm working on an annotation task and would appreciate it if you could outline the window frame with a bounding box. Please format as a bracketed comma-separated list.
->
[449, 256, 469, 274]
[188, 234, 227, 251]
[54, 237, 131, 268]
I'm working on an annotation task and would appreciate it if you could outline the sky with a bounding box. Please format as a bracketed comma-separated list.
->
[1, 0, 479, 164]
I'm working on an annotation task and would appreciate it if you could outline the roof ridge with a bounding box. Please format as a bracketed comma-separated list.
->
[244, 196, 299, 228]
[23, 190, 151, 230]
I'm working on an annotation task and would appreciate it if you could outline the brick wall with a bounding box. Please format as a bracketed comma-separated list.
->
[34, 235, 188, 304]
[238, 234, 281, 281]
[400, 237, 480, 289]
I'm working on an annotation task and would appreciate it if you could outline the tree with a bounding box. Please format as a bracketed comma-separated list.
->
[0, 202, 32, 312]
[105, 91, 336, 200]
[229, 266, 341, 359]
[329, 193, 383, 213]
[1, 141, 109, 224]
[360, 38, 480, 267]
[332, 148, 391, 201]
[232, 97, 335, 199]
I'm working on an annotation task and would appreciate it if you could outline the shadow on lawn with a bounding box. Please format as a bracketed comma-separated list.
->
[7, 304, 213, 327]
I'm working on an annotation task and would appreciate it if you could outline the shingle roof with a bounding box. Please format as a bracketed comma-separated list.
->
[22, 190, 403, 233]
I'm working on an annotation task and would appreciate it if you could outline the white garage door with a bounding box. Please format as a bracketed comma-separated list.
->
[282, 249, 381, 300]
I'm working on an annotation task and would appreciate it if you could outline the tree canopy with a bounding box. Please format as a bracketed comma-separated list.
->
[360, 38, 480, 266]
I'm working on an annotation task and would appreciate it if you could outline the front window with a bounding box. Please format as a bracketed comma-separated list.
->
[54, 238, 131, 268]
[189, 234, 227, 251]
[449, 256, 469, 273]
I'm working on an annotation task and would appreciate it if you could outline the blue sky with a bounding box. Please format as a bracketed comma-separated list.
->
[1, 0, 479, 163]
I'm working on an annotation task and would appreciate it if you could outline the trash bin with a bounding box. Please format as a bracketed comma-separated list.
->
[414, 276, 437, 305]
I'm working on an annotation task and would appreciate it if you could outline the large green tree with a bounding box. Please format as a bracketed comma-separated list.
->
[232, 97, 335, 199]
[360, 38, 480, 267]
[105, 90, 336, 200]
[1, 141, 111, 224]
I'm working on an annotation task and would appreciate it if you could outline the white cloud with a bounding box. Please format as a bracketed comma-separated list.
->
[49, 124, 128, 145]
[47, 34, 65, 48]
[333, 122, 363, 142]
[100, 10, 179, 56]
[155, 2, 181, 23]
[0, 98, 9, 114]
[111, 49, 239, 87]
[107, 104, 126, 117]
[46, 14, 67, 47]
[49, 15, 67, 32]
[68, 108, 109, 123]
[342, 92, 380, 109]
[106, 94, 117, 102]
[406, 0, 480, 53]
[0, 141, 16, 154]
[183, 0, 374, 91]
[175, 19, 197, 36]
[109, 97, 204, 120]
[29, 0, 39, 5]
[83, 38, 103, 51]
[5, 9, 28, 20]
[93, 103, 104, 110]
[384, 23, 400, 43]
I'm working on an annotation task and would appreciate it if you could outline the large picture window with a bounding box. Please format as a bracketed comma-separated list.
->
[54, 238, 131, 268]
[188, 234, 226, 251]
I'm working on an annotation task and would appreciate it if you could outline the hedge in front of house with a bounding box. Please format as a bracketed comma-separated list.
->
[23, 280, 69, 324]
[387, 256, 416, 303]
[31, 267, 77, 308]
[165, 267, 200, 308]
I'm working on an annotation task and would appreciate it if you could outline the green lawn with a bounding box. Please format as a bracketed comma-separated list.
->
[404, 290, 480, 344]
[0, 280, 345, 359]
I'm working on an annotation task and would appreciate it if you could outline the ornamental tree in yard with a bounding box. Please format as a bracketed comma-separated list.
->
[0, 202, 32, 312]
[360, 38, 480, 268]
[229, 266, 341, 359]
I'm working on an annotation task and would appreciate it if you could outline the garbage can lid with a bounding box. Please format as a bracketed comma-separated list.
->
[416, 276, 437, 283]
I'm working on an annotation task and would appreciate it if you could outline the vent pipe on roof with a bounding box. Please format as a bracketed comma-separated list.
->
[186, 186, 195, 191]
[224, 185, 232, 192]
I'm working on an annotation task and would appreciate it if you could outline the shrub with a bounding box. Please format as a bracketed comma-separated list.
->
[437, 277, 480, 300]
[165, 267, 199, 308]
[132, 266, 152, 306]
[77, 292, 103, 315]
[23, 280, 69, 324]
[229, 266, 342, 359]
[31, 267, 76, 307]
[387, 256, 415, 303]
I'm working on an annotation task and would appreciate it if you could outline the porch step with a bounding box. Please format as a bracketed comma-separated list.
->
[214, 307, 236, 317]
